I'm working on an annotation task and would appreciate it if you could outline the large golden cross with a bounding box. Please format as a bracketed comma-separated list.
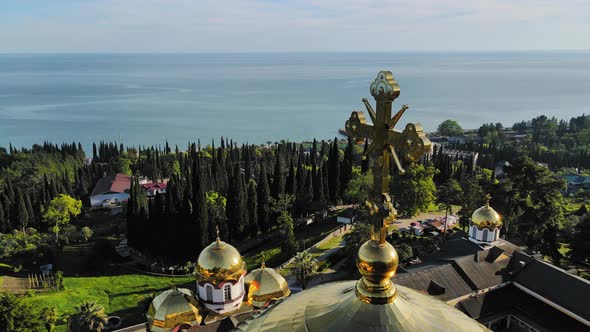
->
[345, 71, 431, 243]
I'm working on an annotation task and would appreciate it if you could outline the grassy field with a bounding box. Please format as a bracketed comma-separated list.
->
[25, 274, 194, 330]
[243, 218, 341, 270]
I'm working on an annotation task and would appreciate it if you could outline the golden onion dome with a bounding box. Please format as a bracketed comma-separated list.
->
[236, 279, 489, 332]
[236, 238, 489, 332]
[356, 239, 399, 304]
[196, 232, 246, 284]
[246, 262, 291, 307]
[147, 288, 202, 332]
[471, 196, 502, 229]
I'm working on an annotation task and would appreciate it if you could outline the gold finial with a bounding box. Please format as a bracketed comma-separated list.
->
[485, 193, 492, 208]
[260, 251, 266, 269]
[344, 71, 431, 304]
[216, 224, 221, 246]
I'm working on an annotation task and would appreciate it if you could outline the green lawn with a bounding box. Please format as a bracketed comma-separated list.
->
[25, 274, 193, 329]
[244, 247, 282, 270]
[316, 235, 342, 251]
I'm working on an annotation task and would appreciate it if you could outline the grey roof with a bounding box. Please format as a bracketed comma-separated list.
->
[450, 250, 511, 290]
[457, 284, 588, 332]
[395, 264, 473, 301]
[509, 251, 590, 322]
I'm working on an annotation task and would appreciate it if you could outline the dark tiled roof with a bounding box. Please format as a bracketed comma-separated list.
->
[394, 264, 473, 301]
[457, 284, 588, 332]
[451, 250, 511, 290]
[510, 251, 590, 322]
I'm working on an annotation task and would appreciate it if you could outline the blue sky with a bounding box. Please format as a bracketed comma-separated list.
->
[1, 0, 589, 52]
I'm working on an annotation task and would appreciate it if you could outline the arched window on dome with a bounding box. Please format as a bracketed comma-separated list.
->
[482, 228, 489, 241]
[471, 226, 477, 239]
[224, 284, 232, 301]
[206, 285, 213, 301]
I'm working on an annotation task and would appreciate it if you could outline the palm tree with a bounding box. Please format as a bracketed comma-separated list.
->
[291, 251, 318, 289]
[68, 301, 108, 332]
[41, 307, 58, 332]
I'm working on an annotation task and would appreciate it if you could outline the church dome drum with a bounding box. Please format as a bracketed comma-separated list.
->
[195, 229, 247, 315]
[469, 195, 502, 243]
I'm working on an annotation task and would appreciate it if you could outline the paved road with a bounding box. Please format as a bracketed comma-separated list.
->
[282, 224, 351, 289]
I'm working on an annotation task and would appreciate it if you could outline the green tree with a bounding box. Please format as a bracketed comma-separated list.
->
[500, 156, 565, 261]
[570, 213, 590, 263]
[271, 194, 297, 256]
[16, 192, 29, 231]
[206, 191, 228, 242]
[40, 307, 58, 332]
[340, 138, 354, 197]
[257, 162, 271, 232]
[271, 151, 285, 199]
[55, 271, 64, 291]
[458, 176, 485, 231]
[279, 210, 297, 257]
[227, 163, 247, 241]
[396, 243, 414, 264]
[247, 180, 259, 238]
[343, 220, 372, 259]
[291, 251, 318, 289]
[80, 226, 93, 242]
[327, 139, 341, 203]
[194, 165, 209, 248]
[0, 199, 6, 233]
[437, 179, 463, 234]
[43, 194, 82, 244]
[343, 171, 372, 205]
[437, 119, 463, 137]
[0, 292, 43, 331]
[68, 301, 108, 332]
[392, 164, 438, 217]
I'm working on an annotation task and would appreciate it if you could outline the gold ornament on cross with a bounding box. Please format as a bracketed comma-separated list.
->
[345, 71, 431, 243]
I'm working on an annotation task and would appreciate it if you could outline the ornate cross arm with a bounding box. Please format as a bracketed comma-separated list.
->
[345, 111, 375, 144]
[388, 123, 431, 163]
[389, 105, 409, 129]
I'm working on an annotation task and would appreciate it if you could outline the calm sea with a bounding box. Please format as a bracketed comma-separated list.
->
[1, 52, 589, 150]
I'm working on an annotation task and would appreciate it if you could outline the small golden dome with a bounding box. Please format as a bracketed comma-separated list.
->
[471, 197, 502, 229]
[147, 288, 202, 331]
[196, 235, 246, 284]
[356, 240, 399, 304]
[246, 263, 291, 307]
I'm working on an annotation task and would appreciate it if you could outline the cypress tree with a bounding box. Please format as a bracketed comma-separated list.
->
[0, 199, 6, 233]
[257, 162, 271, 232]
[193, 162, 209, 248]
[341, 138, 354, 197]
[24, 193, 34, 228]
[16, 192, 28, 231]
[227, 163, 247, 241]
[295, 155, 306, 198]
[311, 139, 318, 171]
[327, 139, 340, 203]
[92, 142, 98, 161]
[5, 179, 15, 203]
[247, 180, 258, 238]
[322, 162, 330, 206]
[300, 169, 314, 214]
[244, 146, 252, 182]
[271, 152, 285, 198]
[286, 160, 296, 195]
